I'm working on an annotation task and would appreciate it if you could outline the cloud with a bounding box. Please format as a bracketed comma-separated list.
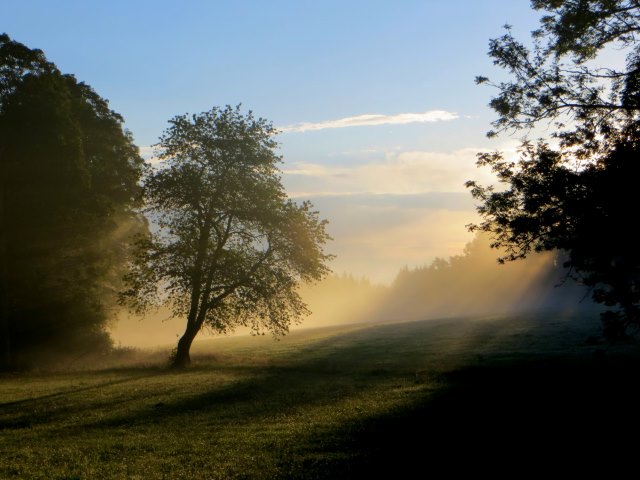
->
[304, 193, 478, 283]
[138, 145, 163, 164]
[282, 143, 520, 197]
[279, 110, 459, 133]
[138, 145, 155, 159]
[280, 142, 522, 281]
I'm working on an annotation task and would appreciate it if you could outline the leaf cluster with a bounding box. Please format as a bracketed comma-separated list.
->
[470, 1, 640, 338]
[121, 106, 332, 338]
[479, 1, 640, 155]
[0, 34, 146, 366]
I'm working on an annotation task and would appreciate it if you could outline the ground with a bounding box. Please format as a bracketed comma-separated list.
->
[1, 313, 639, 478]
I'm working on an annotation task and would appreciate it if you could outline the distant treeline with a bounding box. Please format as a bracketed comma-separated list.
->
[302, 233, 598, 327]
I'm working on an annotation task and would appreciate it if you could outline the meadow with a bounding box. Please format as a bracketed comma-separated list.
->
[1, 313, 639, 479]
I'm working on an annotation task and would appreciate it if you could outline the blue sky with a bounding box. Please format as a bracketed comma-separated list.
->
[4, 1, 542, 282]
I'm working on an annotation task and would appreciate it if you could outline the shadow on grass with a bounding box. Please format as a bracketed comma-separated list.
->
[285, 353, 640, 478]
[3, 314, 636, 477]
[76, 315, 630, 445]
[83, 363, 403, 432]
[0, 369, 166, 430]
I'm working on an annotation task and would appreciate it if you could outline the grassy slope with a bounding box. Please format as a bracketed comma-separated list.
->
[1, 313, 639, 478]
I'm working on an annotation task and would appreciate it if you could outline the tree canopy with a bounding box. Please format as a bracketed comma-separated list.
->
[477, 0, 640, 149]
[0, 34, 146, 368]
[468, 1, 640, 338]
[120, 105, 332, 368]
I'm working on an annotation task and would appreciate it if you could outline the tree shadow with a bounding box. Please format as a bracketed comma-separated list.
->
[0, 368, 165, 430]
[286, 353, 640, 478]
[3, 314, 634, 477]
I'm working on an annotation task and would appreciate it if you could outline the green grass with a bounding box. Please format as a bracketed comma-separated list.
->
[1, 313, 639, 478]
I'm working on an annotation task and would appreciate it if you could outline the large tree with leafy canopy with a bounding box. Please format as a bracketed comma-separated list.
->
[0, 34, 146, 368]
[467, 1, 640, 338]
[120, 105, 332, 368]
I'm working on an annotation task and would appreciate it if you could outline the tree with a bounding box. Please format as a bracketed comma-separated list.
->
[477, 1, 640, 149]
[0, 34, 146, 368]
[467, 1, 640, 338]
[120, 105, 332, 368]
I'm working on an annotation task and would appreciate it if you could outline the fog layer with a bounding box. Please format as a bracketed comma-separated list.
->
[112, 234, 595, 348]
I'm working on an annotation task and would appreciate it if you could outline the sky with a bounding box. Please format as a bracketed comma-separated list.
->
[4, 0, 542, 282]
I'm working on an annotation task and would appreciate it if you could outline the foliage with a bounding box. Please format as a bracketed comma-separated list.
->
[0, 34, 146, 368]
[469, 1, 640, 338]
[120, 105, 332, 367]
[477, 0, 640, 150]
[0, 33, 55, 105]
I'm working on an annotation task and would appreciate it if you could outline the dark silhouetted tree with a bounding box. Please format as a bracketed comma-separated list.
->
[468, 1, 640, 338]
[120, 105, 332, 368]
[476, 1, 640, 149]
[0, 34, 146, 368]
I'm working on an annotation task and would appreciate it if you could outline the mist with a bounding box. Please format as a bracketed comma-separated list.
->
[298, 233, 598, 329]
[375, 234, 598, 323]
[110, 233, 598, 349]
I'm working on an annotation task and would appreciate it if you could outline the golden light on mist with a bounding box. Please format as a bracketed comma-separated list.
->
[111, 234, 594, 349]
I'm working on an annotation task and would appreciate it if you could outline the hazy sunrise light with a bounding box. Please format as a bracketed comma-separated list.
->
[3, 1, 637, 476]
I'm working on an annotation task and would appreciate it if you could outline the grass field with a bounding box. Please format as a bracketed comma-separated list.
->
[1, 312, 639, 478]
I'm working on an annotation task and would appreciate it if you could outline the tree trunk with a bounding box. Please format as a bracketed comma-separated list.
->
[170, 219, 213, 370]
[171, 322, 200, 369]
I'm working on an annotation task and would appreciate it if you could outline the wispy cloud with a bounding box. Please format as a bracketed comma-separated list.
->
[139, 145, 162, 164]
[282, 143, 521, 197]
[279, 110, 459, 133]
